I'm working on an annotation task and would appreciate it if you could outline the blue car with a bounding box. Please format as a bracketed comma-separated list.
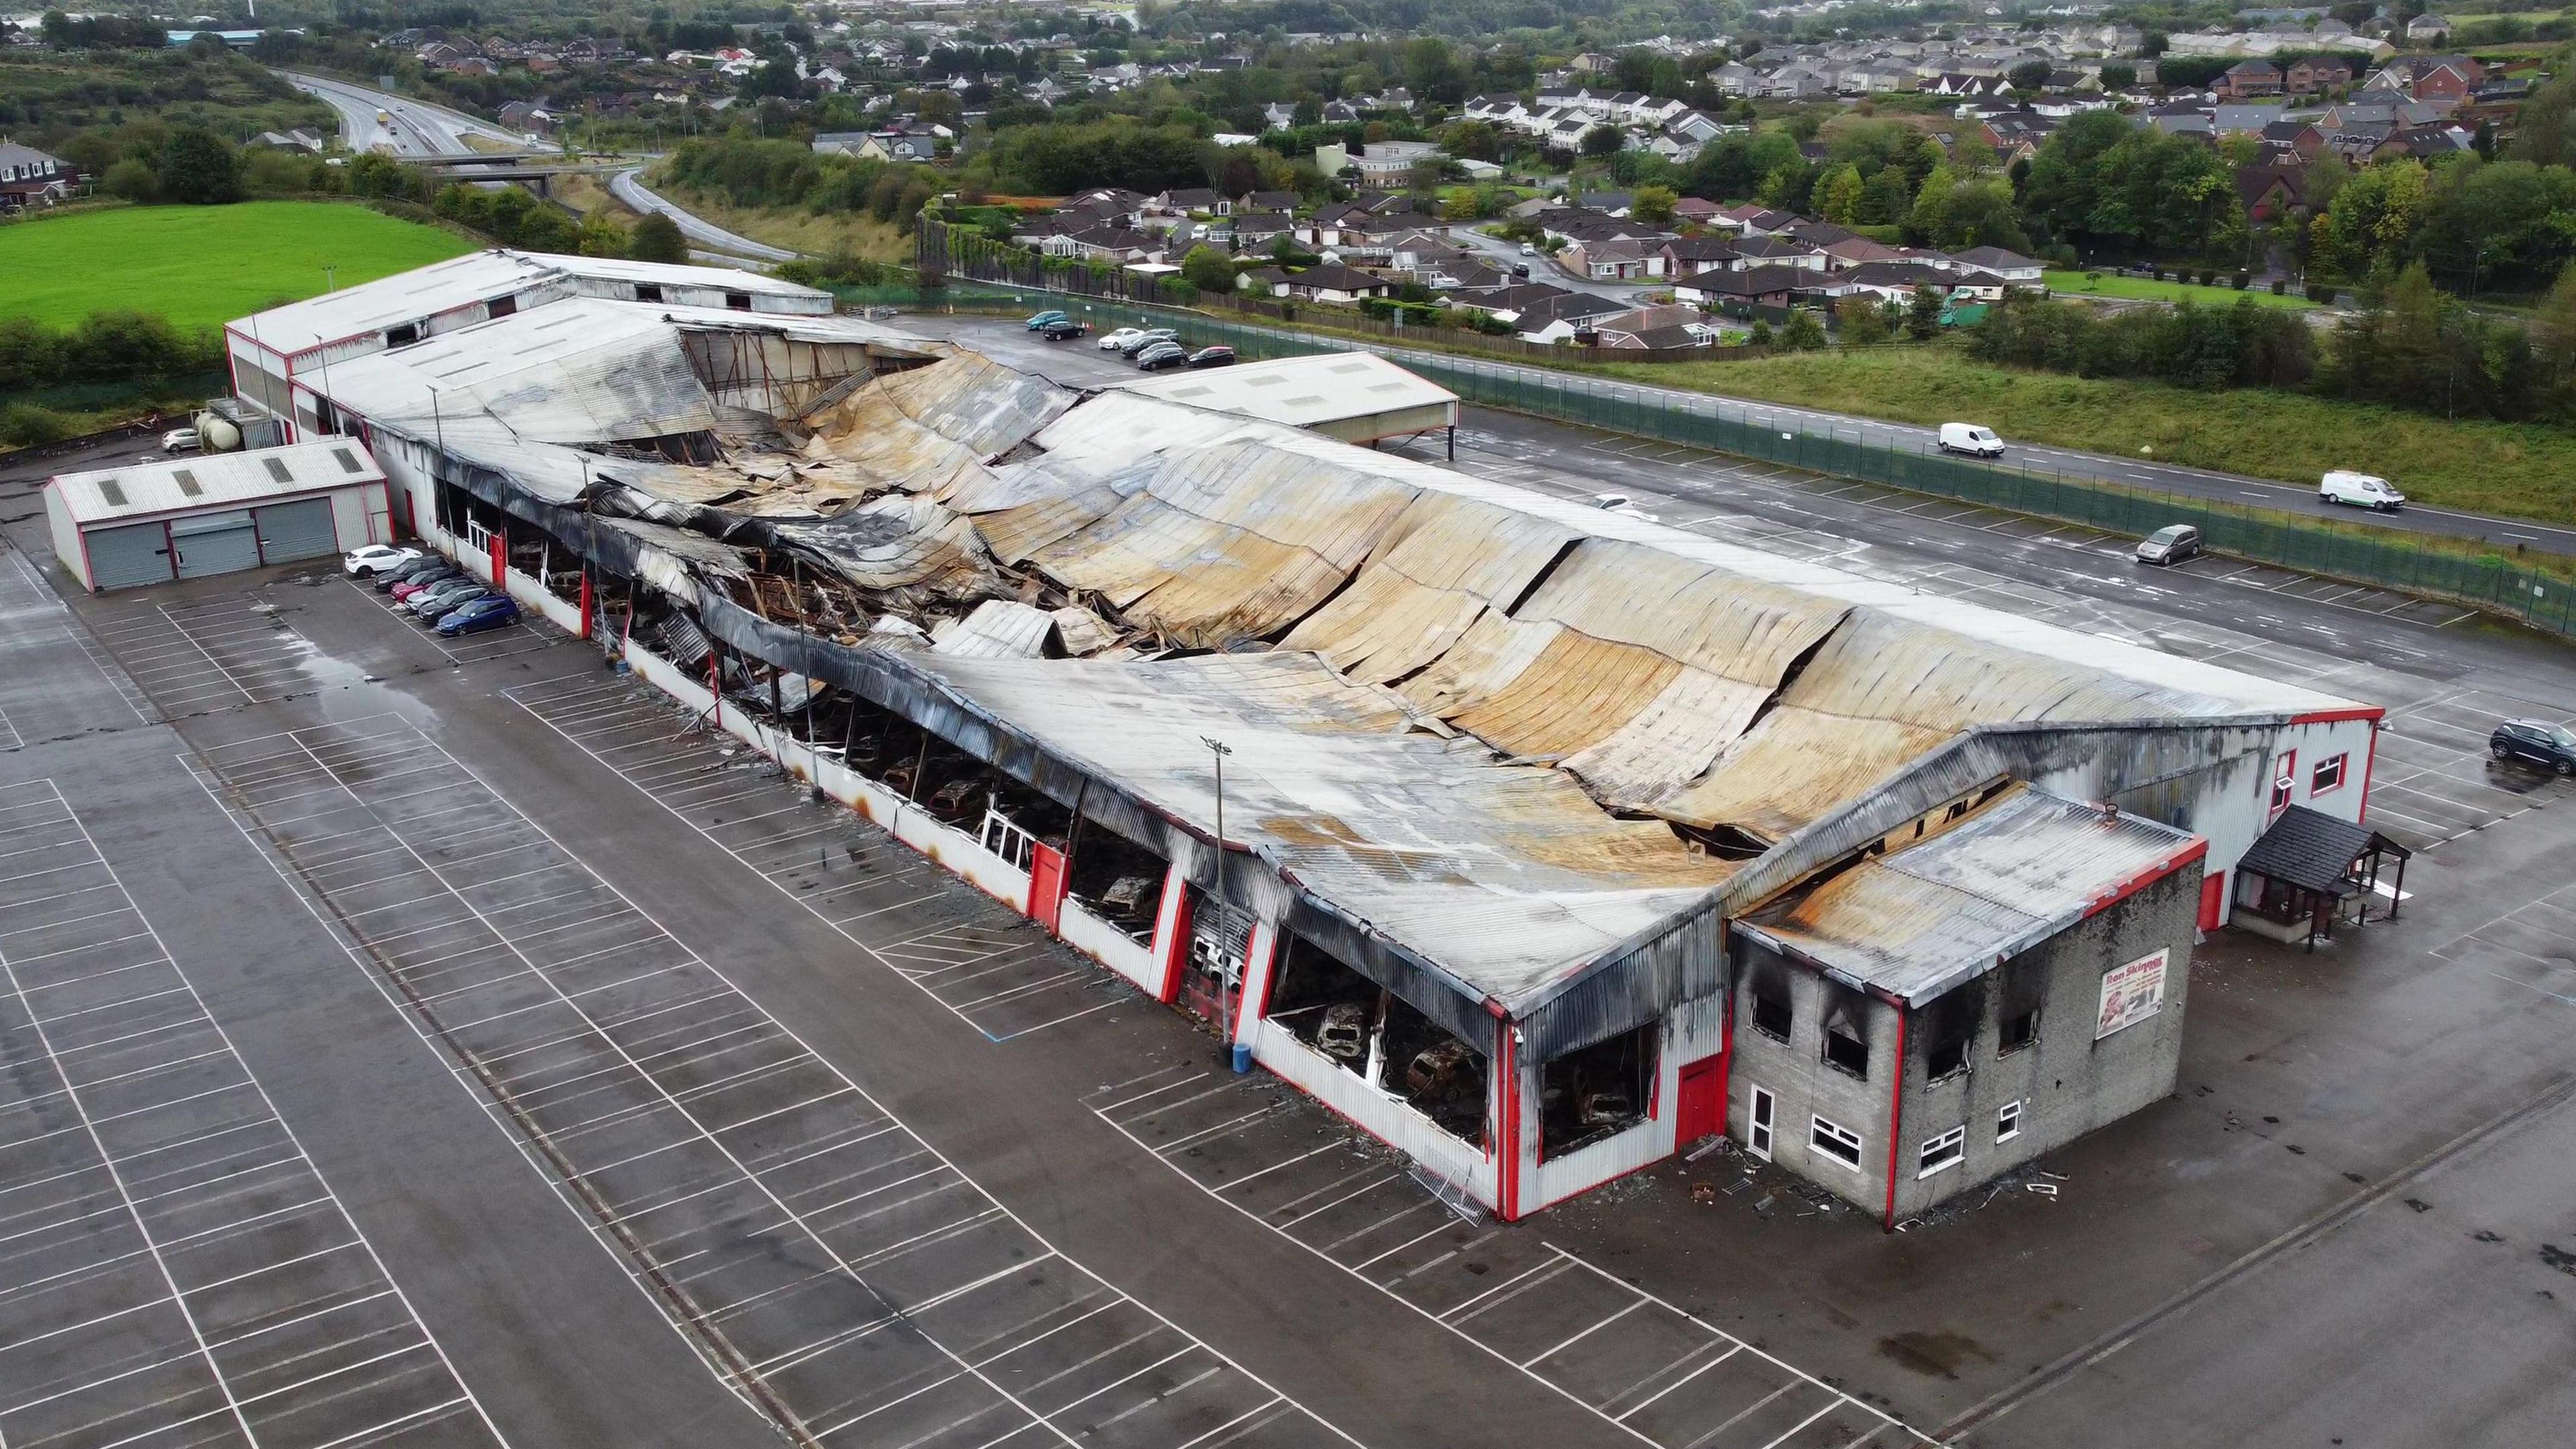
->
[437, 594, 521, 636]
[1024, 310, 1068, 331]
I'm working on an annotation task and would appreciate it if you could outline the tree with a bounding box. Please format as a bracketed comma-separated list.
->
[576, 211, 630, 258]
[1837, 294, 1891, 344]
[1581, 125, 1625, 158]
[1441, 119, 1501, 163]
[347, 152, 415, 200]
[157, 126, 241, 205]
[2101, 62, 2137, 89]
[2008, 60, 2055, 93]
[1779, 306, 1827, 350]
[1632, 185, 1678, 225]
[1907, 284, 1944, 340]
[101, 158, 160, 203]
[1403, 38, 1467, 105]
[629, 212, 689, 264]
[1748, 319, 1774, 348]
[1814, 163, 1864, 224]
[1181, 244, 1236, 293]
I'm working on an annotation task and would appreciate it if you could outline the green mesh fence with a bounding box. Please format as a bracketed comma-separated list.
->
[898, 284, 2576, 639]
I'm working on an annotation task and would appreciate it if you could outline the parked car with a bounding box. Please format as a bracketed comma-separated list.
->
[1038, 317, 1089, 341]
[1097, 327, 1146, 352]
[420, 592, 499, 631]
[386, 559, 458, 592]
[342, 544, 421, 578]
[1134, 341, 1189, 370]
[1936, 422, 2004, 458]
[1024, 310, 1069, 331]
[378, 557, 449, 592]
[436, 594, 521, 637]
[2134, 524, 2203, 566]
[405, 579, 486, 618]
[1118, 328, 1179, 358]
[2320, 470, 2406, 512]
[2490, 718, 2576, 775]
[1590, 492, 1659, 522]
[1511, 262, 1531, 279]
[1519, 241, 1537, 256]
[159, 427, 201, 453]
[1186, 345, 1236, 369]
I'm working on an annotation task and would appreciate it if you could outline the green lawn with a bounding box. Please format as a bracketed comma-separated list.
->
[2045, 269, 2319, 311]
[0, 202, 475, 329]
[1588, 345, 2576, 525]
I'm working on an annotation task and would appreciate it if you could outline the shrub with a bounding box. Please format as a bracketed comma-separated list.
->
[2233, 271, 2251, 290]
[0, 403, 70, 448]
[2310, 283, 2337, 305]
[101, 158, 161, 202]
[2271, 278, 2288, 294]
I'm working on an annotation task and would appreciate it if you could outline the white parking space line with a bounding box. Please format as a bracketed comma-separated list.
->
[0, 777, 505, 1449]
[1086, 1067, 1939, 1449]
[341, 579, 551, 664]
[504, 679, 1138, 1044]
[188, 722, 1356, 1449]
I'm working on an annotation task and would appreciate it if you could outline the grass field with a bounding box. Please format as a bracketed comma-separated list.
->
[0, 202, 474, 329]
[1589, 345, 2576, 525]
[644, 178, 911, 264]
[2045, 269, 2320, 311]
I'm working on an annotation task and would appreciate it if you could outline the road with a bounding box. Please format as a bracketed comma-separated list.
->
[1447, 223, 1663, 306]
[608, 167, 799, 262]
[281, 69, 524, 158]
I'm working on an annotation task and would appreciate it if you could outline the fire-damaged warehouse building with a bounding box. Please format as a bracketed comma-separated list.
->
[227, 254, 2386, 1227]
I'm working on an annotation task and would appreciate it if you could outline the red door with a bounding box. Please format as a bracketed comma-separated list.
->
[1027, 843, 1067, 934]
[1675, 1055, 1727, 1144]
[2198, 871, 2226, 931]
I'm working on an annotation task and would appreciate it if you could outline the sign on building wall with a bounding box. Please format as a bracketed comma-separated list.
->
[2095, 948, 2169, 1040]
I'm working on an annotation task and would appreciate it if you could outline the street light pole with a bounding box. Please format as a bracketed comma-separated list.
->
[1201, 734, 1236, 1040]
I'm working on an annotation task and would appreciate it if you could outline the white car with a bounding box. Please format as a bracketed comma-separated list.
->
[343, 544, 422, 578]
[1097, 327, 1145, 351]
[2320, 470, 2406, 512]
[160, 427, 201, 452]
[1589, 492, 1659, 522]
[1937, 422, 2004, 458]
[1519, 241, 1538, 256]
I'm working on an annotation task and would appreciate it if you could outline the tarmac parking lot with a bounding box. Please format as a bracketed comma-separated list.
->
[11, 349, 2576, 1446]
[0, 775, 500, 1449]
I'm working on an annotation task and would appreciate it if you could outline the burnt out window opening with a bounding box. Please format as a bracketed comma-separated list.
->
[488, 294, 518, 320]
[1267, 931, 1385, 1079]
[1377, 991, 1487, 1147]
[1809, 1114, 1864, 1170]
[726, 291, 753, 310]
[1924, 1036, 1968, 1081]
[1065, 828, 1168, 943]
[1748, 973, 1792, 1044]
[384, 323, 420, 347]
[1998, 1010, 2037, 1055]
[1539, 1022, 1658, 1159]
[1821, 1000, 1869, 1080]
[635, 284, 664, 303]
[1917, 989, 1976, 1083]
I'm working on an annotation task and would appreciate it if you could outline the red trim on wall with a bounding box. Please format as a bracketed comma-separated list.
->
[2309, 751, 2350, 796]
[1882, 1009, 1907, 1232]
[2289, 706, 2384, 727]
[1495, 1022, 1522, 1222]
[1155, 872, 1191, 1004]
[2083, 838, 2210, 919]
[577, 570, 594, 641]
[2358, 724, 2381, 822]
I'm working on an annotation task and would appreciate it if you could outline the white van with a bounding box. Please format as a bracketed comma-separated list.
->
[1937, 422, 2004, 458]
[2320, 470, 2406, 512]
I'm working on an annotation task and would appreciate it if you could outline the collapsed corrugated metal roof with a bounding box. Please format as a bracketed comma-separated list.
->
[908, 649, 1735, 1006]
[1741, 788, 2202, 1005]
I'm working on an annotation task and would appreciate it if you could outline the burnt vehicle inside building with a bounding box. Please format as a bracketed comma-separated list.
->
[236, 258, 2391, 1223]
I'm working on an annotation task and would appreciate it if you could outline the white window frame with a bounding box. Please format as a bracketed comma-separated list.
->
[1996, 1100, 2023, 1143]
[1809, 1114, 1864, 1171]
[1918, 1125, 1966, 1179]
[1748, 1084, 1775, 1161]
[2310, 752, 2347, 795]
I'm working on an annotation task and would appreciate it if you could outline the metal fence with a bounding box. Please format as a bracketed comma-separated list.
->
[900, 282, 2576, 641]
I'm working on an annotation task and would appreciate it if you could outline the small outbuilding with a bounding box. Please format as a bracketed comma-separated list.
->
[44, 441, 391, 591]
[2231, 804, 2410, 949]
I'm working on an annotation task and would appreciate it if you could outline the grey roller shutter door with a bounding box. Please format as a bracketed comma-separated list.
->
[254, 498, 338, 564]
[85, 522, 174, 590]
[170, 511, 262, 579]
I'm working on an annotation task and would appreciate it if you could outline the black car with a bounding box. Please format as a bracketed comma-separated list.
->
[1186, 345, 1236, 368]
[378, 557, 451, 592]
[1038, 317, 1089, 341]
[2491, 718, 2576, 775]
[1135, 342, 1190, 370]
[1117, 328, 1179, 358]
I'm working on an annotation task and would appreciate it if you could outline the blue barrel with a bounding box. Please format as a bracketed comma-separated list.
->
[1230, 1042, 1252, 1074]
